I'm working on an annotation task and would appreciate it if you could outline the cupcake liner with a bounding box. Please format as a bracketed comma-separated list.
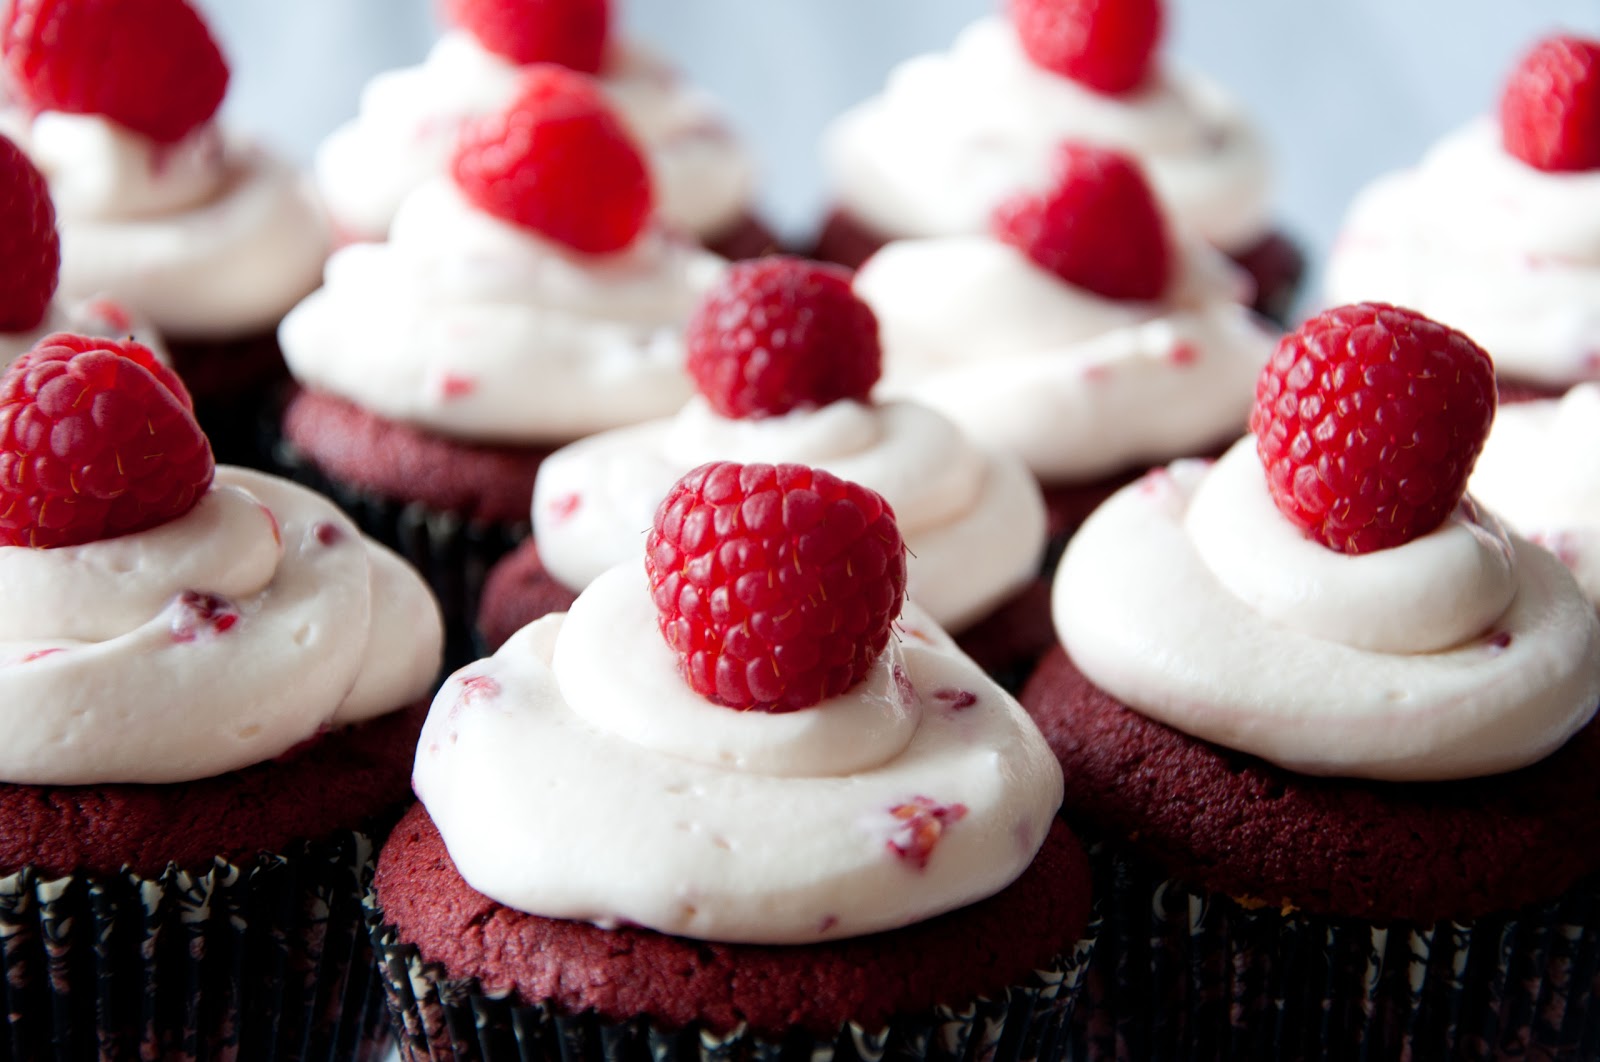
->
[0, 830, 390, 1061]
[1068, 843, 1600, 1061]
[269, 437, 525, 672]
[368, 900, 1096, 1062]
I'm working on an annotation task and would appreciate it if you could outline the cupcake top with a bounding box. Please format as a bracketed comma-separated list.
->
[859, 143, 1275, 485]
[315, 0, 755, 246]
[0, 0, 329, 342]
[1054, 305, 1600, 781]
[1325, 34, 1600, 389]
[532, 258, 1046, 633]
[415, 462, 1063, 944]
[0, 333, 442, 785]
[1470, 383, 1600, 605]
[825, 1, 1272, 254]
[281, 65, 724, 445]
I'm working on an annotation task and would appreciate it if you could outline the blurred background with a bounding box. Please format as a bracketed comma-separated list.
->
[203, 0, 1600, 299]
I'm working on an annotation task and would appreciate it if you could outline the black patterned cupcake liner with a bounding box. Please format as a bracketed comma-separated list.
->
[0, 829, 390, 1061]
[268, 436, 525, 674]
[1068, 843, 1600, 1061]
[367, 900, 1097, 1062]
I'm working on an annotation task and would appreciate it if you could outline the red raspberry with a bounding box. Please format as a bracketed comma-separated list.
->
[0, 333, 213, 548]
[452, 64, 650, 255]
[992, 142, 1171, 301]
[0, 134, 58, 331]
[1250, 303, 1496, 556]
[1011, 0, 1162, 95]
[645, 462, 908, 713]
[440, 0, 610, 74]
[1500, 34, 1600, 173]
[2, 0, 229, 144]
[685, 257, 881, 420]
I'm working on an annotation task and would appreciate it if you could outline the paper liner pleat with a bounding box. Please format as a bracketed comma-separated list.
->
[0, 830, 390, 1061]
[367, 899, 1096, 1062]
[1067, 844, 1600, 1060]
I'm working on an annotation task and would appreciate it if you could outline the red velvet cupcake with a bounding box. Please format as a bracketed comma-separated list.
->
[1023, 305, 1600, 1058]
[278, 65, 726, 665]
[817, 0, 1303, 323]
[0, 334, 443, 1058]
[374, 462, 1094, 1061]
[479, 258, 1053, 685]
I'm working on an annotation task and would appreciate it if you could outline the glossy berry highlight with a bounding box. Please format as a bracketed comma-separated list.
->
[645, 461, 907, 713]
[1250, 303, 1496, 555]
[1011, 0, 1162, 95]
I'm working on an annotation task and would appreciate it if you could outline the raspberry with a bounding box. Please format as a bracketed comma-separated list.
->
[0, 134, 58, 331]
[2, 0, 228, 144]
[452, 64, 651, 255]
[992, 142, 1171, 301]
[440, 0, 609, 74]
[685, 257, 881, 420]
[0, 333, 213, 548]
[1250, 303, 1496, 556]
[1011, 0, 1162, 95]
[645, 462, 908, 713]
[1500, 34, 1600, 172]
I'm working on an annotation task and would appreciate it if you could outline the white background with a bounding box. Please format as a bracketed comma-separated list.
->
[203, 0, 1600, 298]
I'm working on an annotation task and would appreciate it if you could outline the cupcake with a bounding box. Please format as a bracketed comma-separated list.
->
[479, 257, 1051, 683]
[0, 0, 330, 463]
[279, 64, 725, 663]
[1326, 33, 1600, 399]
[1470, 382, 1600, 606]
[818, 0, 1302, 322]
[373, 461, 1093, 1061]
[856, 142, 1276, 543]
[0, 333, 443, 1058]
[315, 0, 772, 259]
[0, 131, 166, 368]
[1022, 303, 1600, 1058]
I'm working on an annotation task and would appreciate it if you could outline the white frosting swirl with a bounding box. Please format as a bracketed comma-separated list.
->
[1471, 384, 1600, 604]
[0, 110, 330, 341]
[1326, 118, 1600, 387]
[414, 564, 1063, 944]
[314, 32, 755, 244]
[0, 467, 443, 785]
[0, 295, 168, 371]
[860, 234, 1275, 484]
[825, 16, 1273, 253]
[1054, 439, 1600, 781]
[531, 397, 1045, 632]
[280, 179, 723, 443]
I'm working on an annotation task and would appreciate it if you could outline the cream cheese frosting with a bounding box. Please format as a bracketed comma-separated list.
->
[531, 397, 1046, 632]
[825, 16, 1272, 254]
[1471, 384, 1600, 604]
[1054, 439, 1600, 781]
[0, 467, 443, 785]
[0, 111, 330, 342]
[1326, 117, 1600, 388]
[414, 563, 1063, 944]
[314, 32, 755, 245]
[859, 234, 1274, 484]
[280, 178, 724, 444]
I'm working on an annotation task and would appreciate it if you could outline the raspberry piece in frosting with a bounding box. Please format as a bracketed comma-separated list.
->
[991, 142, 1172, 301]
[452, 63, 652, 255]
[1251, 302, 1496, 555]
[1, 0, 228, 144]
[645, 461, 908, 713]
[1501, 33, 1600, 173]
[685, 257, 882, 419]
[0, 332, 213, 547]
[1010, 0, 1162, 95]
[0, 134, 58, 331]
[441, 0, 610, 74]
